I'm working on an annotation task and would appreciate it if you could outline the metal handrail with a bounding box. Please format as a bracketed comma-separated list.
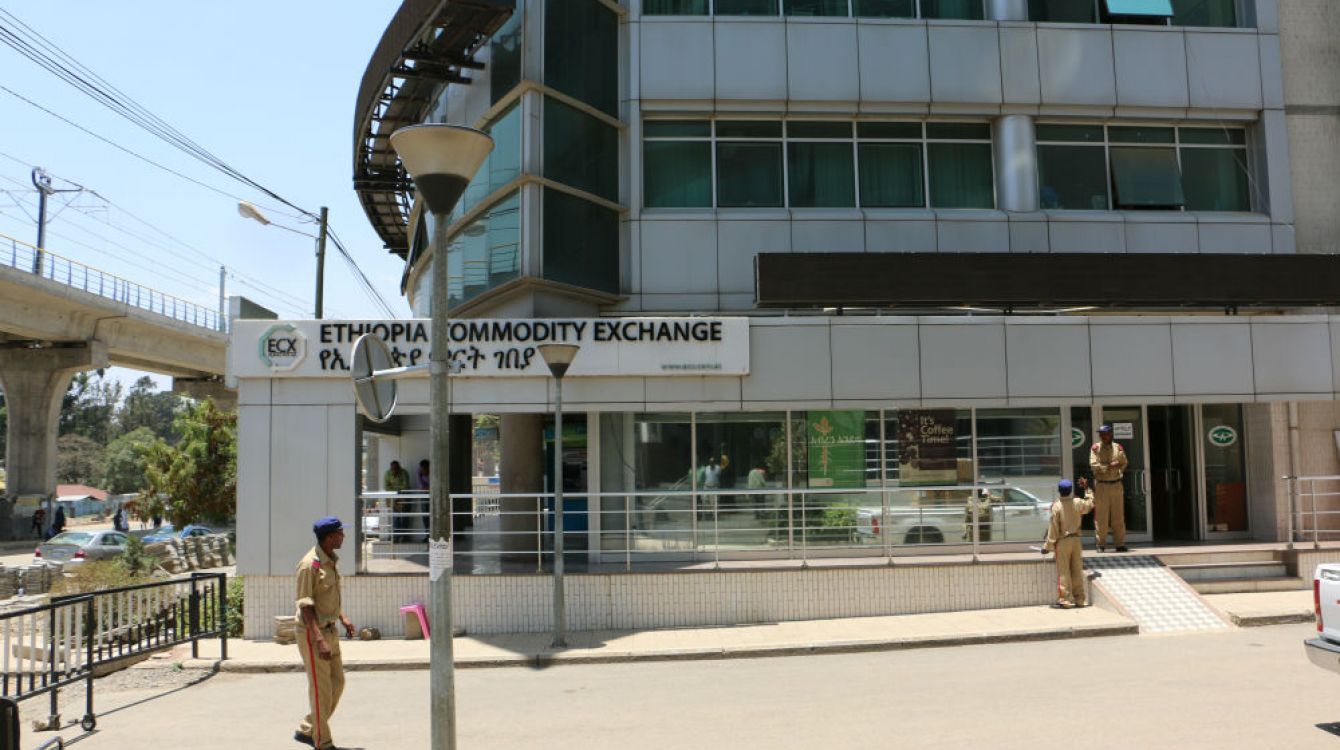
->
[357, 482, 1062, 573]
[1, 232, 224, 332]
[1281, 475, 1340, 550]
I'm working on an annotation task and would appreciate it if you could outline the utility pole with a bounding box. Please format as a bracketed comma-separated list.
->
[315, 207, 329, 319]
[218, 266, 227, 333]
[31, 168, 51, 275]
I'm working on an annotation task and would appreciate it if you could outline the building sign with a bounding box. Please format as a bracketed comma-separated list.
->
[257, 324, 307, 372]
[1113, 422, 1135, 440]
[1207, 425, 1237, 448]
[807, 411, 865, 488]
[1070, 427, 1085, 450]
[230, 318, 749, 379]
[898, 409, 959, 486]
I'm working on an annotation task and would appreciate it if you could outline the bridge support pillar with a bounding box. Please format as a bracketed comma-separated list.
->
[172, 378, 237, 411]
[0, 342, 108, 540]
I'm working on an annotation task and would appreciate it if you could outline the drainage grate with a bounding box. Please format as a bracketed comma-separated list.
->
[1087, 555, 1229, 633]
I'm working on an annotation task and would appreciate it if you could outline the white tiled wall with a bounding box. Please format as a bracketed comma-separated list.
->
[244, 561, 1056, 637]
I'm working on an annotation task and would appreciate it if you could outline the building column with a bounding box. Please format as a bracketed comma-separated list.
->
[499, 414, 544, 554]
[172, 377, 238, 411]
[449, 413, 473, 532]
[993, 114, 1039, 213]
[0, 342, 108, 539]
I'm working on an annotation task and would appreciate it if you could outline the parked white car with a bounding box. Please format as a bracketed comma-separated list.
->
[856, 486, 1052, 545]
[1305, 564, 1340, 673]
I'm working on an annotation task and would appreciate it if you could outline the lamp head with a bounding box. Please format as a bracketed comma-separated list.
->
[237, 201, 270, 225]
[536, 343, 580, 379]
[389, 124, 494, 216]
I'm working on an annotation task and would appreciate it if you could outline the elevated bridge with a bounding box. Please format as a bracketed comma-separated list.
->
[0, 234, 230, 525]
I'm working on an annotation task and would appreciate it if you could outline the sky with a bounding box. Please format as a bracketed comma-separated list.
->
[0, 1, 406, 389]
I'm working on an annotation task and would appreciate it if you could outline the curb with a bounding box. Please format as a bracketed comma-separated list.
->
[1227, 611, 1314, 627]
[186, 621, 1139, 673]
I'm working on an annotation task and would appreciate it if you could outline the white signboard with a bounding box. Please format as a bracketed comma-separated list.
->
[230, 318, 750, 379]
[1113, 422, 1135, 440]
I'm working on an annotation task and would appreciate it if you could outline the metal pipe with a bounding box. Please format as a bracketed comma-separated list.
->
[551, 373, 567, 648]
[428, 209, 458, 750]
[315, 207, 329, 319]
[1289, 402, 1302, 544]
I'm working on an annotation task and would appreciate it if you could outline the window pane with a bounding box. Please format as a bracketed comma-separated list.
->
[859, 143, 924, 208]
[459, 105, 523, 215]
[787, 121, 851, 139]
[695, 412, 788, 550]
[921, 0, 984, 19]
[976, 408, 1062, 483]
[1171, 0, 1235, 26]
[1038, 145, 1109, 210]
[445, 193, 521, 309]
[928, 143, 993, 208]
[544, 97, 619, 201]
[1036, 124, 1105, 143]
[786, 0, 847, 15]
[1029, 0, 1095, 22]
[857, 122, 922, 139]
[1104, 0, 1173, 15]
[644, 0, 708, 13]
[1179, 128, 1245, 145]
[716, 143, 784, 207]
[853, 0, 914, 17]
[644, 142, 713, 207]
[1202, 404, 1247, 532]
[645, 120, 711, 138]
[927, 122, 991, 140]
[1109, 126, 1175, 144]
[1110, 147, 1185, 208]
[717, 121, 783, 138]
[542, 188, 619, 292]
[1181, 148, 1250, 211]
[788, 142, 855, 208]
[490, 10, 523, 104]
[716, 0, 780, 14]
[601, 413, 694, 550]
[545, 0, 618, 116]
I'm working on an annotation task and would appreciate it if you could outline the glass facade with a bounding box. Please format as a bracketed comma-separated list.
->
[644, 119, 995, 210]
[489, 7, 523, 104]
[456, 105, 522, 219]
[544, 97, 619, 202]
[545, 0, 618, 117]
[443, 193, 522, 309]
[1037, 124, 1250, 211]
[1029, 0, 1237, 24]
[1202, 404, 1247, 533]
[542, 187, 619, 293]
[645, 0, 987, 18]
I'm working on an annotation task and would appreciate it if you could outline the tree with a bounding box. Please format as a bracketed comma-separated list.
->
[117, 377, 184, 443]
[101, 427, 157, 495]
[138, 398, 236, 527]
[59, 372, 121, 446]
[56, 434, 104, 485]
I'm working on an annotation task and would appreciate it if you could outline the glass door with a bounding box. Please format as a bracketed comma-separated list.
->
[1199, 404, 1250, 538]
[1096, 406, 1151, 542]
[1148, 405, 1199, 541]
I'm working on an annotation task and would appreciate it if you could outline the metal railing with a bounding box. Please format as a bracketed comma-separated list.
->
[357, 483, 1061, 573]
[0, 572, 227, 732]
[2, 232, 224, 333]
[1283, 475, 1340, 550]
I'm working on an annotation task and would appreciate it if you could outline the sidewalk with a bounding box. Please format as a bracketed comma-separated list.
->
[182, 604, 1139, 672]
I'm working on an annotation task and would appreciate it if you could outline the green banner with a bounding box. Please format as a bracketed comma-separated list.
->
[807, 410, 865, 488]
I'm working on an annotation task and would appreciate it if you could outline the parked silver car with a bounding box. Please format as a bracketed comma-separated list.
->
[35, 530, 130, 564]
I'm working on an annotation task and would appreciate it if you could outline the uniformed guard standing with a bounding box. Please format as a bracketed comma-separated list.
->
[1089, 424, 1129, 552]
[1041, 478, 1095, 608]
[295, 517, 356, 750]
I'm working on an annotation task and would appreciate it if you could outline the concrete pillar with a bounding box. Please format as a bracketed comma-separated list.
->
[0, 343, 108, 539]
[499, 413, 544, 554]
[449, 413, 473, 532]
[172, 377, 237, 411]
[985, 0, 1028, 20]
[993, 114, 1039, 213]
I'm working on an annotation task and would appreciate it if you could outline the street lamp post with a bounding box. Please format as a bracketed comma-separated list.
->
[536, 343, 580, 648]
[388, 124, 493, 750]
[236, 201, 329, 319]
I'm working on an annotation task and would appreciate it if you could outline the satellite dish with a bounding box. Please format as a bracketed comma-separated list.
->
[352, 334, 397, 422]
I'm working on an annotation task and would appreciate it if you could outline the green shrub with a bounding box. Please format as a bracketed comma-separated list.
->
[116, 535, 157, 578]
[50, 561, 148, 596]
[224, 576, 244, 637]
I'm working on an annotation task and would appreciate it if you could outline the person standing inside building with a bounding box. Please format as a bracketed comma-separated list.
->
[1090, 425, 1129, 552]
[294, 516, 355, 750]
[1041, 478, 1094, 608]
[384, 460, 411, 541]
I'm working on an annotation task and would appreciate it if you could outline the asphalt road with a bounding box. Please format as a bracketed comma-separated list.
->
[31, 621, 1340, 750]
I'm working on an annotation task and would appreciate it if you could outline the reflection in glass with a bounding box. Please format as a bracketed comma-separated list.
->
[1203, 404, 1247, 533]
[1181, 148, 1250, 212]
[1038, 145, 1108, 210]
[443, 193, 521, 309]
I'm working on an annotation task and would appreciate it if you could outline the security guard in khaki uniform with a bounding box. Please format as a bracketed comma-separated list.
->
[295, 517, 355, 749]
[1042, 478, 1095, 608]
[1089, 424, 1129, 552]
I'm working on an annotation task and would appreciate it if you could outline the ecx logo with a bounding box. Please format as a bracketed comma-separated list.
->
[1207, 425, 1237, 448]
[259, 324, 307, 372]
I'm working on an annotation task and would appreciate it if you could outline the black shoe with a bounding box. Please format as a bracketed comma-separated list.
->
[1116, 546, 1129, 552]
[1096, 546, 1106, 552]
[294, 732, 315, 747]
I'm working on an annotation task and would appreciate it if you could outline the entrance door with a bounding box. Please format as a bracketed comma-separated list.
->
[1148, 405, 1198, 541]
[1200, 404, 1250, 538]
[1096, 406, 1150, 542]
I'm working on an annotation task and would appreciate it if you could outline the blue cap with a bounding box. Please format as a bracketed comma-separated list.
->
[1057, 479, 1074, 495]
[1098, 424, 1113, 433]
[313, 516, 350, 539]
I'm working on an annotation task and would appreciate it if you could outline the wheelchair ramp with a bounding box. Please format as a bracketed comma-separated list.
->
[1088, 554, 1230, 634]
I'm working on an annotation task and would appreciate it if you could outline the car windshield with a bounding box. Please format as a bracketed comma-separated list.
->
[149, 526, 175, 536]
[47, 532, 93, 546]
